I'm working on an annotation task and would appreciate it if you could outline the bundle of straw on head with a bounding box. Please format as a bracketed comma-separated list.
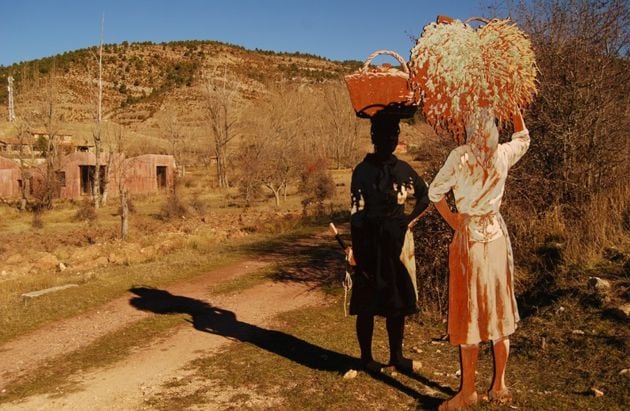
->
[409, 18, 538, 144]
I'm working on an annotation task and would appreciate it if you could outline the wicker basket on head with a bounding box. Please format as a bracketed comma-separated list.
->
[344, 50, 416, 118]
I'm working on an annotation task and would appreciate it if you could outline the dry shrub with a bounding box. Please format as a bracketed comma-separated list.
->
[299, 159, 336, 216]
[413, 206, 452, 315]
[189, 192, 207, 216]
[159, 194, 188, 220]
[31, 210, 44, 229]
[73, 199, 98, 222]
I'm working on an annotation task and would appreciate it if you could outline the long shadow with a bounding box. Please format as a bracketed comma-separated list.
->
[128, 286, 443, 409]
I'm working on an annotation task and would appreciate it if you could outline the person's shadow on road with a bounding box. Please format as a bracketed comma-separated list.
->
[128, 286, 446, 408]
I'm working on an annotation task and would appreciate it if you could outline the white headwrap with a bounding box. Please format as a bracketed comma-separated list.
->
[465, 108, 499, 170]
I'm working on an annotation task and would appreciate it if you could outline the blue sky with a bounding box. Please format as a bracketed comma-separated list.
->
[1, 1, 492, 67]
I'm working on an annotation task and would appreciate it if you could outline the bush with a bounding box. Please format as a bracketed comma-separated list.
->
[73, 199, 98, 222]
[159, 194, 188, 220]
[299, 160, 336, 216]
[189, 192, 207, 216]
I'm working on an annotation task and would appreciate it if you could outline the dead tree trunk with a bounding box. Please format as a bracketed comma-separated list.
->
[120, 189, 129, 241]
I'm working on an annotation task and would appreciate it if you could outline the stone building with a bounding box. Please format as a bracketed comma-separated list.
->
[0, 157, 21, 199]
[0, 152, 175, 201]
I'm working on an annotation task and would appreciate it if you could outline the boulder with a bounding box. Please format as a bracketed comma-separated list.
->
[32, 252, 60, 272]
[69, 246, 102, 264]
[6, 254, 24, 265]
[587, 276, 611, 291]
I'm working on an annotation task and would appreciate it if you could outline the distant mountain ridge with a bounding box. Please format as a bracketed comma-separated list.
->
[0, 40, 362, 137]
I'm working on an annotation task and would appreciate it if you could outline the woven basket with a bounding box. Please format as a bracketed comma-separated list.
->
[344, 50, 416, 118]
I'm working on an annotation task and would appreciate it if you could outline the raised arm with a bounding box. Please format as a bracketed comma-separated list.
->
[504, 110, 530, 168]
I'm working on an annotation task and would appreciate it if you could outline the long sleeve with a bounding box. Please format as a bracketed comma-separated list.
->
[428, 148, 460, 202]
[503, 129, 530, 168]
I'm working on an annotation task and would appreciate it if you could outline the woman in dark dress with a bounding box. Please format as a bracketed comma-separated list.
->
[349, 114, 429, 372]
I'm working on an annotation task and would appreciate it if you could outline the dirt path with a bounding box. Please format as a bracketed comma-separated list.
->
[0, 229, 340, 410]
[0, 259, 270, 391]
[2, 280, 324, 411]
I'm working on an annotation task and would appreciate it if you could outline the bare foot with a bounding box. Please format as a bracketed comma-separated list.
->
[488, 388, 512, 405]
[438, 391, 478, 410]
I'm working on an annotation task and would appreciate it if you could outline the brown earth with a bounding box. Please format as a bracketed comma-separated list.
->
[0, 230, 340, 410]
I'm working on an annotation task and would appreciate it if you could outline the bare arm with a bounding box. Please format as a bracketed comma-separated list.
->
[513, 109, 525, 132]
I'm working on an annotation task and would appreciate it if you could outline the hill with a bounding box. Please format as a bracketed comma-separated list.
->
[0, 40, 363, 152]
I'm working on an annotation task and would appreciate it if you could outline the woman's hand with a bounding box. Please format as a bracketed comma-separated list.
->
[512, 109, 526, 132]
[451, 213, 469, 231]
[434, 197, 467, 231]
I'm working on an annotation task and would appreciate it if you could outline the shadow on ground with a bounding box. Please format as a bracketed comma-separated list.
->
[232, 228, 351, 290]
[128, 287, 446, 408]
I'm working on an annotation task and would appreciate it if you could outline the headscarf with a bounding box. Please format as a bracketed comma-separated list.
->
[465, 108, 499, 170]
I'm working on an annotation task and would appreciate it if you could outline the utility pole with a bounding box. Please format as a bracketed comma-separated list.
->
[93, 13, 104, 208]
[7, 76, 16, 122]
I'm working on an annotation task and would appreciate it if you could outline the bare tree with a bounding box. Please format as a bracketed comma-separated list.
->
[160, 112, 185, 176]
[505, 0, 630, 205]
[91, 14, 106, 208]
[321, 82, 362, 169]
[109, 124, 130, 240]
[203, 67, 242, 188]
[35, 67, 63, 210]
[13, 117, 32, 211]
[237, 82, 305, 207]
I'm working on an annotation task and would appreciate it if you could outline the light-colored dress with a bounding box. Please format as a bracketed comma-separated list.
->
[428, 129, 530, 345]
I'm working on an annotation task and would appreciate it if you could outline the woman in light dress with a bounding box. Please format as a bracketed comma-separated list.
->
[429, 109, 529, 410]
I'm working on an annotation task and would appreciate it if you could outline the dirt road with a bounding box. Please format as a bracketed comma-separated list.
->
[0, 232, 339, 410]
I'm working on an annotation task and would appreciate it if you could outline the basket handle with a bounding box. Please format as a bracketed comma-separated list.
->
[362, 50, 409, 74]
[464, 16, 491, 24]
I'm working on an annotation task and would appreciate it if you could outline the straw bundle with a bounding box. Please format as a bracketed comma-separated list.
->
[409, 18, 538, 143]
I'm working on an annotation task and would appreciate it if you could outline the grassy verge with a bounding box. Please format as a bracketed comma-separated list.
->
[0, 225, 320, 404]
[0, 314, 187, 403]
[142, 288, 629, 410]
[0, 225, 316, 345]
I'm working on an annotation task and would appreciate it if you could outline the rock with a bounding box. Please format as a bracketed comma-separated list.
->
[412, 346, 423, 354]
[21, 284, 79, 300]
[69, 246, 101, 263]
[32, 252, 60, 271]
[571, 329, 585, 335]
[58, 262, 67, 272]
[606, 304, 630, 320]
[6, 254, 23, 265]
[603, 246, 624, 262]
[587, 277, 611, 291]
[590, 387, 604, 397]
[95, 256, 109, 267]
[108, 252, 126, 265]
[617, 303, 630, 317]
[343, 369, 358, 380]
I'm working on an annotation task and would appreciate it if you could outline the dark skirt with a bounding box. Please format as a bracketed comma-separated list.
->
[349, 218, 418, 317]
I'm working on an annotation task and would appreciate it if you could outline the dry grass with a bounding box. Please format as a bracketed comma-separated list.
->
[0, 165, 342, 345]
[143, 277, 629, 410]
